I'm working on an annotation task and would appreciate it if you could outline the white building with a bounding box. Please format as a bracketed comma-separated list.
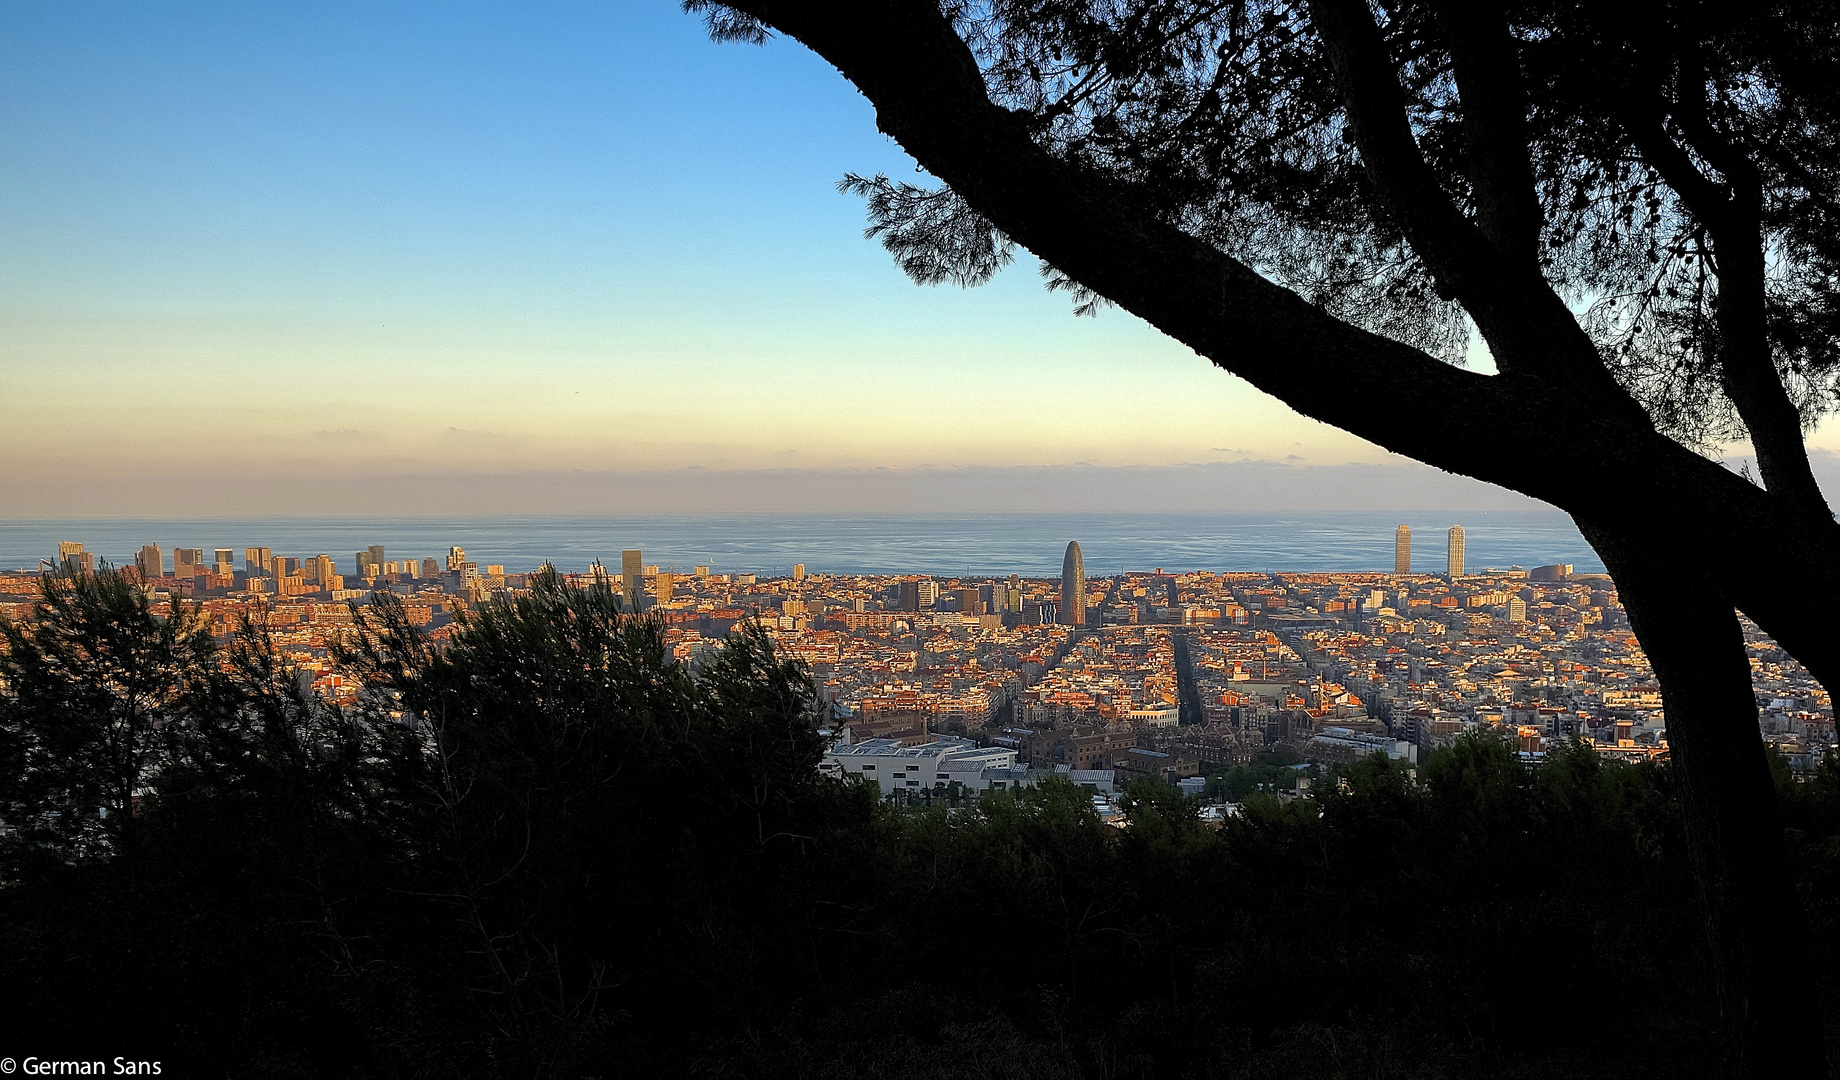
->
[822, 737, 1025, 795]
[1308, 726, 1419, 764]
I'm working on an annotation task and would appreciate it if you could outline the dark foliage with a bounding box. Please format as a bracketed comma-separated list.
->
[3, 569, 1837, 1077]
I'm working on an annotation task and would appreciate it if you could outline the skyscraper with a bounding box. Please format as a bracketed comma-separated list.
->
[314, 555, 336, 589]
[1447, 526, 1466, 577]
[1394, 525, 1411, 574]
[245, 548, 271, 575]
[621, 549, 643, 612]
[447, 547, 467, 571]
[136, 544, 164, 580]
[656, 571, 674, 605]
[1061, 541, 1086, 627]
[173, 548, 204, 577]
[792, 563, 806, 582]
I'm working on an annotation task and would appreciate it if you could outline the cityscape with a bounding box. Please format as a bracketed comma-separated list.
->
[7, 2, 1838, 1074]
[13, 523, 1828, 799]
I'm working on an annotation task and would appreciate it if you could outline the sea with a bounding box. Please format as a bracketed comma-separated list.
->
[1, 511, 1603, 578]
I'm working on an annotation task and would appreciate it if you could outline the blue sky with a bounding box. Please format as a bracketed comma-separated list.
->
[3, 2, 1829, 516]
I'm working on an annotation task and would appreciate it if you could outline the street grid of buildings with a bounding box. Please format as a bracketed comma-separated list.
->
[6, 529, 1833, 789]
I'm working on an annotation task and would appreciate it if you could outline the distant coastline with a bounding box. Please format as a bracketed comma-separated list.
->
[0, 510, 1603, 577]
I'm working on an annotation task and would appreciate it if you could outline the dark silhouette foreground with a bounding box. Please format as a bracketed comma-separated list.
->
[3, 570, 1838, 1077]
[685, 5, 1840, 1069]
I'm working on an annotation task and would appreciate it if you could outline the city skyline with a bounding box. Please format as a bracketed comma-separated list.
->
[29, 521, 1510, 595]
[14, 517, 1582, 581]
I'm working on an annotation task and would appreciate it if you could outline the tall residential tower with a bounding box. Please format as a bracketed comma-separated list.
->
[1394, 525, 1411, 574]
[1061, 541, 1086, 627]
[621, 549, 643, 612]
[1447, 526, 1466, 578]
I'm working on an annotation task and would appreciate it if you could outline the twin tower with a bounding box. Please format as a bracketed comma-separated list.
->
[1395, 524, 1465, 577]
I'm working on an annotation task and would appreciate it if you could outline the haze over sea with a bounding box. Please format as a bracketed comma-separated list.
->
[2, 511, 1602, 578]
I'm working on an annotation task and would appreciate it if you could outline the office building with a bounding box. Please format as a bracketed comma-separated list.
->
[55, 542, 95, 574]
[694, 565, 710, 578]
[213, 549, 235, 574]
[622, 549, 643, 612]
[173, 548, 204, 577]
[792, 563, 806, 582]
[657, 571, 674, 605]
[898, 580, 921, 613]
[245, 548, 271, 575]
[136, 544, 164, 580]
[421, 557, 440, 578]
[1447, 526, 1465, 578]
[314, 555, 336, 588]
[1061, 541, 1086, 627]
[355, 545, 385, 578]
[1529, 564, 1574, 582]
[1395, 525, 1411, 574]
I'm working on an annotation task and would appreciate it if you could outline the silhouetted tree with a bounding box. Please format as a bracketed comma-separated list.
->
[0, 569, 216, 881]
[687, 3, 1840, 1069]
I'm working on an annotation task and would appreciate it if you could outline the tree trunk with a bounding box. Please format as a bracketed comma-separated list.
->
[1580, 521, 1827, 1076]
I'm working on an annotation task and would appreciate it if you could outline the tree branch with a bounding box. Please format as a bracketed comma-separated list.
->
[714, 0, 1840, 690]
[1305, 0, 1631, 405]
[1618, 92, 1832, 517]
[1430, 0, 1543, 266]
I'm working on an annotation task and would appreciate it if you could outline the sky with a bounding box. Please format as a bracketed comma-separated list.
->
[3, 1, 1836, 517]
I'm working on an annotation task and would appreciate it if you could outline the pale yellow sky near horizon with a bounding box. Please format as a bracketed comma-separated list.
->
[2, 268, 1417, 482]
[4, 3, 1834, 516]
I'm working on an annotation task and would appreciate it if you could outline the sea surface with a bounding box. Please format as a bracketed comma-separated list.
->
[1, 511, 1603, 578]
